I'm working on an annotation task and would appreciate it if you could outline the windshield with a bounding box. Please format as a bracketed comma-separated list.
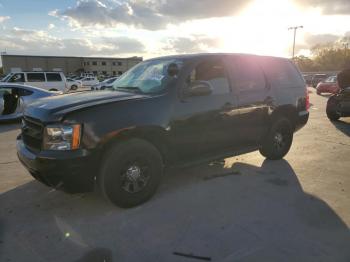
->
[112, 59, 183, 94]
[105, 77, 117, 84]
[325, 76, 336, 83]
[1, 73, 13, 82]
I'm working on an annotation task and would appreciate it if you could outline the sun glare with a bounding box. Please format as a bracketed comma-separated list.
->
[220, 0, 304, 57]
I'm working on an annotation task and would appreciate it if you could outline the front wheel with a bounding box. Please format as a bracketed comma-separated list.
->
[259, 118, 293, 160]
[98, 139, 163, 208]
[326, 97, 341, 121]
[70, 85, 78, 91]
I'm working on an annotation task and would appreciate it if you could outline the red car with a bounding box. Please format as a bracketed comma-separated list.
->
[316, 76, 340, 95]
[316, 76, 339, 95]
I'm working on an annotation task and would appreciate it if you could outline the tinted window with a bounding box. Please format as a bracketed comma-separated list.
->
[46, 73, 62, 82]
[17, 88, 33, 96]
[187, 59, 230, 95]
[231, 57, 265, 91]
[27, 73, 45, 82]
[9, 73, 25, 83]
[261, 58, 304, 88]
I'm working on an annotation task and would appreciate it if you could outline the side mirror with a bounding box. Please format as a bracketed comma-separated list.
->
[187, 81, 212, 97]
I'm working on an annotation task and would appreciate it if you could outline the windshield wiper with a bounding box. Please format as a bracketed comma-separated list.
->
[115, 86, 144, 94]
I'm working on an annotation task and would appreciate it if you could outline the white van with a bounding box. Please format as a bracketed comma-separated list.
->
[1, 72, 69, 92]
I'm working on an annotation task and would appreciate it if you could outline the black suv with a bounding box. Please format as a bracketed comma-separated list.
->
[17, 54, 309, 207]
[326, 69, 350, 121]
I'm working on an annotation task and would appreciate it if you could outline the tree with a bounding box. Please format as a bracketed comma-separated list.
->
[294, 42, 350, 72]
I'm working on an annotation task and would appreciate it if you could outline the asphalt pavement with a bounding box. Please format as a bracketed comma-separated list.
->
[0, 88, 349, 262]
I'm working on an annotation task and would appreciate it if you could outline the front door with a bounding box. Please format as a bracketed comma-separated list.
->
[170, 57, 240, 161]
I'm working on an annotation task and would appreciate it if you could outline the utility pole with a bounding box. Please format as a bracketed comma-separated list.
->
[288, 26, 303, 59]
[343, 42, 349, 67]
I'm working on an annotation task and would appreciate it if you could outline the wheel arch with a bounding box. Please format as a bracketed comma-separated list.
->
[269, 105, 298, 131]
[98, 126, 171, 165]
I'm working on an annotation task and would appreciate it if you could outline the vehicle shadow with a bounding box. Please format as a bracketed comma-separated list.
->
[0, 122, 20, 133]
[0, 159, 350, 261]
[330, 119, 350, 136]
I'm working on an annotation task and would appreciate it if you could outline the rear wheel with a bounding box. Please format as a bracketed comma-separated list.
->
[326, 97, 341, 121]
[49, 88, 58, 91]
[259, 118, 293, 160]
[98, 139, 163, 208]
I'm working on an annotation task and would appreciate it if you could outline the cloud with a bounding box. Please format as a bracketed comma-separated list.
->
[294, 0, 350, 15]
[0, 27, 145, 57]
[48, 23, 55, 30]
[295, 32, 349, 54]
[0, 16, 10, 23]
[304, 33, 340, 46]
[53, 0, 250, 30]
[163, 35, 221, 53]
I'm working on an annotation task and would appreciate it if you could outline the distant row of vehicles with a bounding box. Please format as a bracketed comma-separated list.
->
[0, 71, 119, 92]
[0, 71, 120, 121]
[303, 73, 339, 95]
[303, 72, 350, 122]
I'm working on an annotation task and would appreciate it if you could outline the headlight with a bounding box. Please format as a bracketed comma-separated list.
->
[43, 124, 81, 150]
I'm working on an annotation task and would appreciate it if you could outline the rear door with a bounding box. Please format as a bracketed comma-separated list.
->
[45, 73, 65, 91]
[26, 73, 46, 90]
[228, 56, 271, 146]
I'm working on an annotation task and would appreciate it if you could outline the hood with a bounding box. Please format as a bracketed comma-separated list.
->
[25, 90, 148, 122]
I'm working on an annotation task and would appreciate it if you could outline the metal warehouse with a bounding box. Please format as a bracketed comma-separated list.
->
[1, 54, 143, 76]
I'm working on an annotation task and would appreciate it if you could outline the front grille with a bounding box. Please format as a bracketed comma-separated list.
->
[22, 116, 43, 152]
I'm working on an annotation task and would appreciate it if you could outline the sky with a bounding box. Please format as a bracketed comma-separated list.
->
[0, 0, 349, 62]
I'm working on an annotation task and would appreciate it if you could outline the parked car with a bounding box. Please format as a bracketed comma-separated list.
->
[326, 70, 350, 121]
[91, 77, 119, 90]
[311, 74, 328, 87]
[303, 74, 313, 86]
[0, 83, 57, 122]
[1, 71, 69, 92]
[17, 53, 309, 208]
[66, 78, 82, 91]
[316, 76, 339, 95]
[76, 76, 99, 87]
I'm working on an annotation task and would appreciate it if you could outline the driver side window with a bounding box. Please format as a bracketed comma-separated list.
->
[9, 73, 25, 83]
[186, 59, 230, 96]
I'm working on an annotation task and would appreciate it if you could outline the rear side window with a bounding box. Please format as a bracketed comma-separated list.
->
[46, 73, 62, 82]
[261, 59, 304, 88]
[231, 57, 266, 92]
[27, 73, 45, 82]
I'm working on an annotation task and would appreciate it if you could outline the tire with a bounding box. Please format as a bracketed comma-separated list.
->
[49, 88, 58, 91]
[326, 97, 341, 121]
[70, 85, 78, 91]
[259, 118, 293, 160]
[98, 139, 163, 208]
